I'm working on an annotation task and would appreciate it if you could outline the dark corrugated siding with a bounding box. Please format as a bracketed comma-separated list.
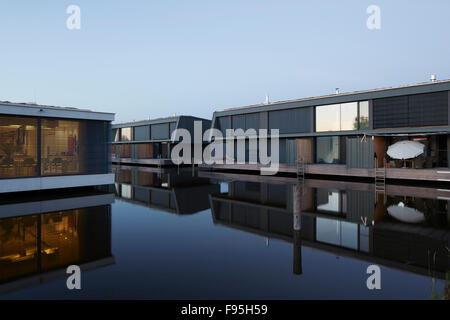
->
[374, 91, 448, 128]
[346, 137, 374, 168]
[408, 91, 448, 126]
[232, 113, 260, 131]
[373, 96, 408, 128]
[268, 107, 312, 134]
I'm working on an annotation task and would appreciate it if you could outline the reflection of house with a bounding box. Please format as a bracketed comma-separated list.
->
[114, 166, 220, 214]
[209, 176, 450, 278]
[205, 79, 450, 182]
[0, 101, 114, 193]
[112, 116, 211, 166]
[0, 190, 114, 295]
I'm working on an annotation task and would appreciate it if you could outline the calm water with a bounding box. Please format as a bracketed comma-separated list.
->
[0, 166, 448, 299]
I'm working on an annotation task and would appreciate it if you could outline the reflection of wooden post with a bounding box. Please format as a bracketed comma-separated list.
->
[293, 230, 302, 275]
[293, 184, 302, 275]
[293, 184, 301, 231]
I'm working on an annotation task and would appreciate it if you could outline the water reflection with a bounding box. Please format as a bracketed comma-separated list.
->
[113, 165, 220, 214]
[0, 166, 449, 299]
[0, 189, 114, 295]
[206, 172, 450, 280]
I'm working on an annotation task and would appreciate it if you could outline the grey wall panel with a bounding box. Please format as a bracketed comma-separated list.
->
[232, 115, 245, 130]
[346, 137, 373, 168]
[232, 113, 260, 131]
[269, 107, 312, 134]
[169, 122, 177, 138]
[278, 139, 287, 164]
[216, 116, 231, 135]
[286, 139, 297, 165]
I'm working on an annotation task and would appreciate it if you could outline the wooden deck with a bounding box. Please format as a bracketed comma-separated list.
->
[199, 163, 450, 182]
[112, 157, 174, 166]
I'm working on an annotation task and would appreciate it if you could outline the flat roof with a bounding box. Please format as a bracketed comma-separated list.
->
[112, 115, 209, 128]
[214, 79, 450, 116]
[0, 100, 115, 121]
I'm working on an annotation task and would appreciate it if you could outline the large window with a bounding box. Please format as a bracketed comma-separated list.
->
[134, 125, 150, 141]
[41, 119, 83, 176]
[0, 116, 110, 179]
[0, 116, 38, 178]
[359, 101, 369, 129]
[151, 123, 169, 140]
[316, 136, 341, 164]
[316, 101, 368, 132]
[121, 127, 132, 141]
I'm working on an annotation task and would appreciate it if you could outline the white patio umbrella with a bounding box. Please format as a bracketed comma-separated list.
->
[387, 202, 425, 224]
[386, 140, 425, 160]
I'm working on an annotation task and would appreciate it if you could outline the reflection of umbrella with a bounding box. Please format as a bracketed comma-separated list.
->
[387, 202, 425, 224]
[387, 140, 424, 160]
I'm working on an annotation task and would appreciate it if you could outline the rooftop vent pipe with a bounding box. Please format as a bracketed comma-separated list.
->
[430, 75, 437, 82]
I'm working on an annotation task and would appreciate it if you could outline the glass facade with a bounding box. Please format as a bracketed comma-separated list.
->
[316, 136, 340, 164]
[0, 116, 110, 179]
[41, 119, 82, 175]
[121, 127, 132, 141]
[0, 116, 38, 178]
[316, 101, 369, 132]
[359, 101, 369, 129]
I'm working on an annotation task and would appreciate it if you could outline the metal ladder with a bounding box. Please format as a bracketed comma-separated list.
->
[374, 158, 386, 204]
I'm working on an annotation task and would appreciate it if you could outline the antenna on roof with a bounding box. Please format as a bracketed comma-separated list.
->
[430, 74, 437, 82]
[264, 94, 270, 105]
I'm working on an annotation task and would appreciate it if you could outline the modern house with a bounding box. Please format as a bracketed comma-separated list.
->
[208, 174, 450, 278]
[112, 116, 211, 166]
[114, 165, 220, 214]
[205, 79, 450, 182]
[0, 101, 114, 193]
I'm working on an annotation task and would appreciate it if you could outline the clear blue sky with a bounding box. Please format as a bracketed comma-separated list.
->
[1, 0, 449, 123]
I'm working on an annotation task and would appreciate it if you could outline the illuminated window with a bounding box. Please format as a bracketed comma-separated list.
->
[41, 119, 83, 175]
[0, 116, 38, 178]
